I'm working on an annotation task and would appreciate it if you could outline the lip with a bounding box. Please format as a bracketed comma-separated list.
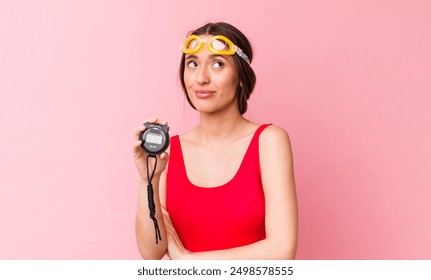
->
[194, 90, 215, 99]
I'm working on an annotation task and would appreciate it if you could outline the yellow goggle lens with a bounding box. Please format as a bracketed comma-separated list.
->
[182, 35, 203, 54]
[208, 35, 235, 55]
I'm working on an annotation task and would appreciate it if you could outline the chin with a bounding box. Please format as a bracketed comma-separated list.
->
[192, 99, 238, 115]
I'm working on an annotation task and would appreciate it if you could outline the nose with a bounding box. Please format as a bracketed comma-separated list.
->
[196, 65, 210, 85]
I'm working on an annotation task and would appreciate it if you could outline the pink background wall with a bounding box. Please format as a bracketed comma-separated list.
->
[1, 0, 430, 259]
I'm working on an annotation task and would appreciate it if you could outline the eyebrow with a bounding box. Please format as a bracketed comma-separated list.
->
[185, 54, 228, 61]
[185, 54, 198, 60]
[210, 54, 228, 60]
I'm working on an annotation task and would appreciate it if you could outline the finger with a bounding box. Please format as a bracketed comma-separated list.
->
[144, 117, 158, 124]
[133, 140, 145, 157]
[144, 117, 167, 126]
[159, 152, 170, 163]
[164, 220, 174, 236]
[134, 117, 158, 137]
[158, 120, 168, 126]
[134, 117, 168, 139]
[161, 205, 169, 216]
[133, 140, 143, 150]
[147, 118, 168, 126]
[162, 211, 172, 225]
[134, 125, 146, 139]
[162, 212, 174, 229]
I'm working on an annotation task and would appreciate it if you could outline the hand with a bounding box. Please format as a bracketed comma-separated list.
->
[133, 117, 170, 182]
[162, 206, 191, 260]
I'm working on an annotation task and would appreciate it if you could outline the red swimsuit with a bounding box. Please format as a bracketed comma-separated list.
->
[166, 124, 270, 252]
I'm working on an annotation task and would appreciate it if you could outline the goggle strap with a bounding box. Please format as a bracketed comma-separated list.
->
[235, 47, 251, 64]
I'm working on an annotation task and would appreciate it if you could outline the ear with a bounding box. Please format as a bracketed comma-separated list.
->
[237, 83, 243, 92]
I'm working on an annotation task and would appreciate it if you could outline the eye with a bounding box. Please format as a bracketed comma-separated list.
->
[186, 60, 198, 68]
[212, 60, 224, 69]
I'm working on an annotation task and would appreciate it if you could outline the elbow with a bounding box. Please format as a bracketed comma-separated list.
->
[267, 237, 297, 260]
[137, 245, 166, 260]
[135, 220, 166, 260]
[283, 248, 297, 260]
[277, 245, 297, 260]
[282, 237, 298, 260]
[136, 231, 166, 260]
[141, 254, 165, 260]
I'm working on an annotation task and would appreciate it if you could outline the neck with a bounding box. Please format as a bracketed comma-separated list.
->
[196, 109, 248, 144]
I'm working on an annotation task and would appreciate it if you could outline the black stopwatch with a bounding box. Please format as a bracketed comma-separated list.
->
[139, 122, 170, 157]
[139, 122, 169, 244]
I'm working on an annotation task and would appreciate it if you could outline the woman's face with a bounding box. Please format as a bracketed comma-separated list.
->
[183, 35, 240, 115]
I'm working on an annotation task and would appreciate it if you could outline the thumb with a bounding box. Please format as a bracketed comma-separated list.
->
[159, 151, 170, 164]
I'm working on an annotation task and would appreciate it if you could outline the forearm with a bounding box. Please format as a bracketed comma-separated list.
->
[135, 177, 167, 259]
[179, 238, 297, 260]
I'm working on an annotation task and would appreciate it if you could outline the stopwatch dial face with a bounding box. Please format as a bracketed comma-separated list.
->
[145, 131, 163, 145]
[140, 127, 169, 156]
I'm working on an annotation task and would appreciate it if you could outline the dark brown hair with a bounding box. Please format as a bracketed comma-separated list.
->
[179, 22, 256, 115]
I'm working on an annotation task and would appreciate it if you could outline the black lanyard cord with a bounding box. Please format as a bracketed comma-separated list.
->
[146, 155, 162, 244]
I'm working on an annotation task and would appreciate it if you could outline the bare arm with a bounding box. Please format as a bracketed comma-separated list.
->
[165, 125, 298, 260]
[134, 118, 169, 259]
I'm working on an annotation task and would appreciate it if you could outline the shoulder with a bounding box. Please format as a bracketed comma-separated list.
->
[259, 124, 292, 150]
[258, 124, 294, 167]
[258, 125, 295, 196]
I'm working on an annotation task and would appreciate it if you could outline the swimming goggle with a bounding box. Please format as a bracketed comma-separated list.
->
[181, 35, 251, 64]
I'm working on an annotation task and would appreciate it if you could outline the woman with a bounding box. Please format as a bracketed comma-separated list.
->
[134, 22, 297, 259]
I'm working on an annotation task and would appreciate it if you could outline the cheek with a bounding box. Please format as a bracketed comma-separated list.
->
[216, 73, 239, 91]
[183, 72, 194, 89]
